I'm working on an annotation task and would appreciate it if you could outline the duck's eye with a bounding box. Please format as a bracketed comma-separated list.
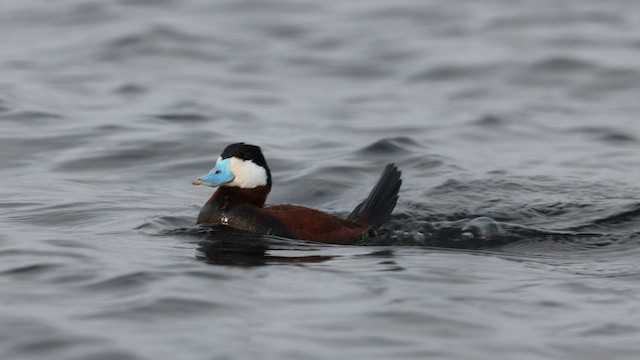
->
[214, 170, 222, 175]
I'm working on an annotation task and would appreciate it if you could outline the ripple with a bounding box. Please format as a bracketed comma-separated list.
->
[89, 297, 224, 319]
[324, 61, 393, 79]
[256, 22, 311, 40]
[7, 202, 114, 227]
[288, 57, 394, 79]
[0, 249, 95, 286]
[1, 263, 62, 276]
[135, 216, 194, 233]
[514, 57, 640, 96]
[511, 56, 602, 87]
[120, 0, 178, 7]
[578, 203, 640, 229]
[155, 113, 209, 122]
[531, 57, 598, 73]
[81, 271, 162, 291]
[153, 100, 256, 124]
[361, 4, 460, 25]
[489, 10, 622, 29]
[214, 0, 322, 14]
[55, 138, 200, 172]
[579, 323, 640, 337]
[0, 248, 90, 261]
[1, 317, 139, 360]
[568, 126, 637, 144]
[98, 24, 228, 62]
[470, 114, 507, 127]
[356, 137, 422, 155]
[588, 68, 640, 92]
[113, 83, 147, 96]
[409, 63, 503, 82]
[0, 110, 63, 123]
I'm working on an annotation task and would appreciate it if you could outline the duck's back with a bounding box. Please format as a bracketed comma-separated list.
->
[263, 205, 366, 244]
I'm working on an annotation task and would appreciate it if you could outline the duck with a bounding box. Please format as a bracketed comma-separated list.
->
[192, 143, 402, 245]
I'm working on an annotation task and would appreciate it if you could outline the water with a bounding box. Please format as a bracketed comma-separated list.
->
[2, 0, 640, 359]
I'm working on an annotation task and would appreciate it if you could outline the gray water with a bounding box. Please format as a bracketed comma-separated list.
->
[3, 0, 640, 359]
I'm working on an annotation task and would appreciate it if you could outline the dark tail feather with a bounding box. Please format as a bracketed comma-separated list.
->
[347, 164, 402, 229]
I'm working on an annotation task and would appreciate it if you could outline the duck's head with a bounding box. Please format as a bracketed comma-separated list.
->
[192, 143, 272, 189]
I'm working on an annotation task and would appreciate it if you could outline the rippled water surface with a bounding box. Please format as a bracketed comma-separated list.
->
[3, 0, 640, 359]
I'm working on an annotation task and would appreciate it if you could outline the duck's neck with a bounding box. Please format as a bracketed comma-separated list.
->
[208, 185, 270, 209]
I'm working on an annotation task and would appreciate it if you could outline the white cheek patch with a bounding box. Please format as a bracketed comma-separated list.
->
[227, 157, 268, 188]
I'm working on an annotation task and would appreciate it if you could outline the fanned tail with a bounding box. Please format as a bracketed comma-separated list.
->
[347, 164, 402, 229]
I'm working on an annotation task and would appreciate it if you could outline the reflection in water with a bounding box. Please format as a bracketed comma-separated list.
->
[193, 229, 334, 266]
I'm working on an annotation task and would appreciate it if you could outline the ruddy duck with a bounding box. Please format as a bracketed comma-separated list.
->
[192, 143, 402, 244]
